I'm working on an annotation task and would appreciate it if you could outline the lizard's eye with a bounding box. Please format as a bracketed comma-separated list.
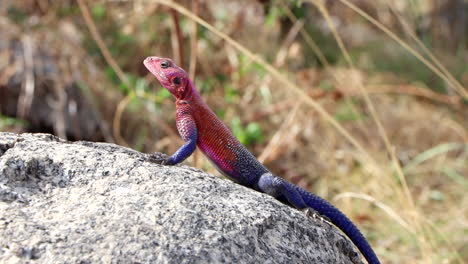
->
[173, 77, 181, 85]
[160, 60, 170, 69]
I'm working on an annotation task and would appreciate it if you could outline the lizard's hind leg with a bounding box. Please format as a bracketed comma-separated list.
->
[257, 173, 308, 209]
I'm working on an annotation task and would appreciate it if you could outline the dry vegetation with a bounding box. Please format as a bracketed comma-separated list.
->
[0, 0, 467, 263]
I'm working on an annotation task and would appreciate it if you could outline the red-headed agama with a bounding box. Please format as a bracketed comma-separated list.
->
[144, 56, 381, 264]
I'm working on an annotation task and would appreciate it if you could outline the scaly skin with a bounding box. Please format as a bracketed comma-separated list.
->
[144, 56, 381, 264]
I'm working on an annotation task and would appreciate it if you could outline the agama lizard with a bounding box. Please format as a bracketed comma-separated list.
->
[143, 56, 381, 264]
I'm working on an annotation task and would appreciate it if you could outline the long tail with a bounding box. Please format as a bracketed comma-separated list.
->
[295, 185, 381, 264]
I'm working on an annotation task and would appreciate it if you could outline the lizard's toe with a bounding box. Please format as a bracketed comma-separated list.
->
[147, 153, 174, 165]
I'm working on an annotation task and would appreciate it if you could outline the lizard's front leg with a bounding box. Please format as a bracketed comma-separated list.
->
[151, 101, 197, 165]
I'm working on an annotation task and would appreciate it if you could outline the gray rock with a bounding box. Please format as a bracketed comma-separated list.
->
[0, 132, 362, 264]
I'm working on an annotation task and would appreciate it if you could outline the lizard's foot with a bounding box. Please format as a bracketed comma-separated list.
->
[302, 208, 331, 224]
[147, 152, 174, 165]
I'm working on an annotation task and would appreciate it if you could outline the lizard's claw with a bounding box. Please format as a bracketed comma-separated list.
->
[302, 207, 318, 218]
[160, 157, 175, 165]
[302, 208, 332, 224]
[147, 153, 174, 165]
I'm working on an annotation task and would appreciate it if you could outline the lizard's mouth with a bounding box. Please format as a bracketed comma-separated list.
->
[157, 71, 168, 82]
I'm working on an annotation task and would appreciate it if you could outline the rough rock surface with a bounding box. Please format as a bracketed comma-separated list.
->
[0, 133, 362, 264]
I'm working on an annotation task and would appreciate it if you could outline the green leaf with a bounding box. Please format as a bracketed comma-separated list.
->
[91, 3, 106, 19]
[231, 117, 263, 146]
[429, 190, 444, 201]
[231, 117, 245, 144]
[0, 115, 27, 129]
[441, 167, 468, 187]
[199, 77, 216, 93]
[334, 100, 363, 122]
[156, 88, 171, 100]
[319, 80, 334, 91]
[403, 143, 467, 172]
[224, 84, 239, 103]
[246, 122, 263, 144]
[265, 6, 280, 26]
[7, 7, 28, 24]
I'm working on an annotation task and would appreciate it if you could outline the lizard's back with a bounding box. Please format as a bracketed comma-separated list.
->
[191, 95, 268, 186]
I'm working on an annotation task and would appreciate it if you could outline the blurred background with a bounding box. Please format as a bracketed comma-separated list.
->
[0, 0, 466, 263]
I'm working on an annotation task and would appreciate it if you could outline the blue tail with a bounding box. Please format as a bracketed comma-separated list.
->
[256, 173, 380, 263]
[295, 185, 380, 264]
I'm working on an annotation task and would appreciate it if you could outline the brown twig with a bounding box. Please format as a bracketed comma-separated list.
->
[17, 35, 35, 119]
[248, 90, 330, 122]
[51, 57, 69, 140]
[280, 0, 331, 70]
[113, 95, 132, 147]
[334, 0, 468, 99]
[77, 0, 133, 146]
[188, 0, 200, 167]
[274, 19, 304, 67]
[0, 61, 19, 86]
[170, 0, 184, 67]
[258, 102, 302, 163]
[188, 0, 199, 80]
[362, 84, 462, 107]
[250, 82, 463, 123]
[77, 0, 129, 86]
[280, 0, 367, 133]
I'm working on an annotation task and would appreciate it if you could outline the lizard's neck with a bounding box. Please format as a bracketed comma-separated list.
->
[178, 79, 200, 101]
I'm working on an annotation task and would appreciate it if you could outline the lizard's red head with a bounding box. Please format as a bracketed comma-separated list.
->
[144, 56, 190, 98]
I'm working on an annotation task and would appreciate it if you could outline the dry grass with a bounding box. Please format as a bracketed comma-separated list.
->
[1, 0, 466, 263]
